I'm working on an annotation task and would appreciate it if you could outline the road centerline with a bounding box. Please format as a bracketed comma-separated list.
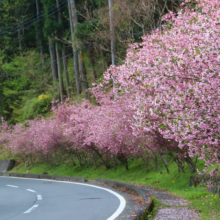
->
[37, 195, 42, 200]
[6, 185, 19, 188]
[23, 204, 39, 214]
[26, 189, 36, 193]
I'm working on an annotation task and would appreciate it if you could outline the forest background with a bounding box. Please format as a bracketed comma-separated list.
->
[0, 0, 182, 124]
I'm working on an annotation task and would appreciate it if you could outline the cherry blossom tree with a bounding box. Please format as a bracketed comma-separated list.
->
[106, 0, 220, 169]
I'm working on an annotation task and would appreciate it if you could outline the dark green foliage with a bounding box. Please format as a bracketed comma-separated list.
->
[15, 96, 52, 121]
[0, 51, 55, 123]
[0, 0, 182, 124]
[75, 21, 97, 40]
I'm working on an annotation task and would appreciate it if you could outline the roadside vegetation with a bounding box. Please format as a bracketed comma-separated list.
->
[2, 147, 220, 220]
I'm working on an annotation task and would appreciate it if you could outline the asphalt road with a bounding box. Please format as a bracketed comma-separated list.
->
[0, 177, 126, 220]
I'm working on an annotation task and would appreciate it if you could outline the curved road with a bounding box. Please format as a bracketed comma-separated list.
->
[0, 177, 126, 220]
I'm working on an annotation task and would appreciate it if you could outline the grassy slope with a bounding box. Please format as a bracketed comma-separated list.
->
[7, 155, 220, 220]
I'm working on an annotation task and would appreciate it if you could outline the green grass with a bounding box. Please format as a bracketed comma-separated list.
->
[0, 146, 14, 160]
[4, 154, 220, 219]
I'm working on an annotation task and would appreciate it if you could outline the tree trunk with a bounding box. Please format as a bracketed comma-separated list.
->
[89, 144, 110, 170]
[55, 0, 65, 102]
[62, 43, 70, 98]
[55, 43, 64, 103]
[170, 153, 185, 173]
[117, 154, 129, 170]
[113, 156, 117, 170]
[150, 159, 156, 171]
[79, 50, 88, 99]
[108, 0, 116, 99]
[108, 0, 116, 66]
[145, 157, 149, 173]
[36, 0, 44, 64]
[69, 0, 80, 95]
[88, 42, 97, 80]
[160, 154, 169, 173]
[68, 0, 79, 95]
[48, 37, 58, 83]
[18, 25, 22, 56]
[155, 156, 162, 174]
[185, 156, 197, 174]
[87, 1, 97, 81]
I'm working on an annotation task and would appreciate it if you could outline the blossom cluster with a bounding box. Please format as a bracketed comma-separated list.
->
[106, 0, 220, 168]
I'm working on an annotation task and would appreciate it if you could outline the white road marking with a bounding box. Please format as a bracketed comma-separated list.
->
[37, 195, 42, 200]
[6, 185, 18, 188]
[106, 189, 126, 220]
[2, 177, 126, 219]
[24, 205, 39, 214]
[26, 189, 36, 193]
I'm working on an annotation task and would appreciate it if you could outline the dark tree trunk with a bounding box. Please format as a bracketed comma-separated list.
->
[55, 43, 64, 103]
[55, 0, 65, 102]
[79, 51, 89, 99]
[36, 0, 44, 64]
[155, 156, 162, 174]
[88, 42, 97, 80]
[160, 154, 169, 173]
[18, 25, 22, 56]
[150, 159, 156, 171]
[69, 0, 80, 95]
[62, 43, 70, 98]
[48, 37, 58, 83]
